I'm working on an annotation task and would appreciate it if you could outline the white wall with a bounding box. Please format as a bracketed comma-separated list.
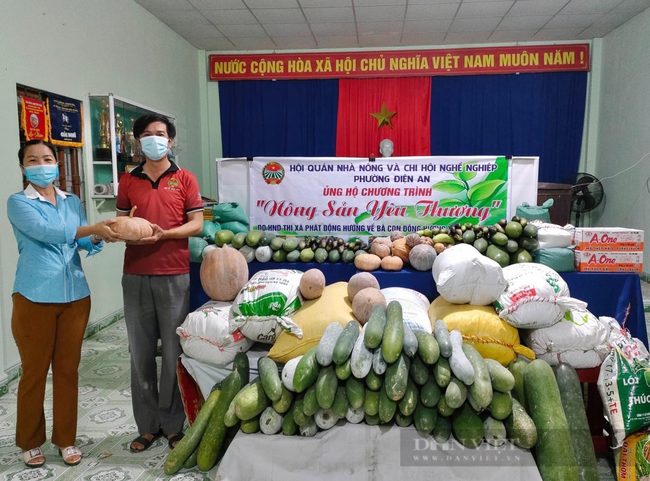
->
[0, 1, 202, 381]
[595, 8, 650, 267]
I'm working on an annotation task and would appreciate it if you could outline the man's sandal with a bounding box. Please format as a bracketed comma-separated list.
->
[129, 429, 163, 453]
[167, 433, 185, 450]
[59, 446, 82, 466]
[23, 448, 45, 468]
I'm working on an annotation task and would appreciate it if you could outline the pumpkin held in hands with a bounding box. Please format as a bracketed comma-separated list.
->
[200, 245, 249, 301]
[113, 206, 153, 241]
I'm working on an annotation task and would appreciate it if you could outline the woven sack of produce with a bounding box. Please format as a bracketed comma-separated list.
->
[381, 287, 431, 333]
[429, 296, 535, 366]
[230, 269, 304, 344]
[532, 247, 575, 273]
[269, 282, 356, 363]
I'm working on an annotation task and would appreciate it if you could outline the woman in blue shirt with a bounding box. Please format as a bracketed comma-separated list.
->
[7, 140, 120, 468]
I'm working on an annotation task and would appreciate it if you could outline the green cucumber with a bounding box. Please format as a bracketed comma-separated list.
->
[335, 359, 352, 380]
[379, 388, 397, 423]
[233, 352, 250, 386]
[462, 344, 493, 409]
[414, 330, 440, 365]
[346, 376, 365, 409]
[398, 380, 419, 416]
[164, 389, 221, 475]
[445, 377, 467, 409]
[314, 407, 338, 430]
[272, 386, 294, 414]
[259, 407, 283, 435]
[234, 378, 270, 421]
[224, 382, 249, 428]
[332, 386, 349, 419]
[350, 326, 373, 379]
[292, 395, 309, 426]
[182, 448, 199, 469]
[372, 348, 387, 375]
[402, 324, 419, 358]
[317, 323, 344, 366]
[437, 395, 455, 417]
[554, 362, 599, 481]
[299, 417, 318, 436]
[303, 385, 319, 416]
[488, 391, 513, 420]
[196, 371, 241, 471]
[316, 366, 338, 409]
[433, 320, 453, 358]
[452, 404, 484, 448]
[364, 304, 387, 349]
[433, 357, 452, 388]
[525, 360, 579, 481]
[365, 369, 383, 391]
[282, 410, 297, 435]
[382, 301, 404, 364]
[433, 416, 452, 443]
[258, 357, 282, 402]
[364, 389, 379, 416]
[414, 403, 437, 434]
[420, 378, 441, 408]
[384, 354, 408, 401]
[395, 411, 413, 427]
[281, 356, 301, 392]
[505, 398, 537, 449]
[240, 417, 260, 434]
[508, 357, 530, 411]
[409, 355, 430, 386]
[483, 416, 507, 447]
[449, 331, 475, 385]
[293, 347, 321, 392]
[332, 321, 361, 365]
[365, 413, 381, 425]
[484, 359, 516, 393]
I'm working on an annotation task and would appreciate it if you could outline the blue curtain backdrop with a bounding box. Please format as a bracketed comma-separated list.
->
[430, 72, 588, 183]
[219, 79, 338, 158]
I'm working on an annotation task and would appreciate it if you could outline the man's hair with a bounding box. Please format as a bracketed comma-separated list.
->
[133, 113, 176, 140]
[18, 139, 57, 165]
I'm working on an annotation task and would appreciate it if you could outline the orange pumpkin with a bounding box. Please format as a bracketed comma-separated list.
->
[381, 256, 403, 271]
[391, 238, 411, 264]
[200, 245, 249, 301]
[113, 206, 153, 241]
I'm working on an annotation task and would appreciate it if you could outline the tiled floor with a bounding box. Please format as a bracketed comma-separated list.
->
[3, 277, 650, 481]
[0, 321, 218, 481]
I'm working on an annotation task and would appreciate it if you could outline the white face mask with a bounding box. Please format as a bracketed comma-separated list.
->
[140, 135, 170, 161]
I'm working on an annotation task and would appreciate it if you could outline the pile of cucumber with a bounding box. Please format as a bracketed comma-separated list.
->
[165, 301, 597, 480]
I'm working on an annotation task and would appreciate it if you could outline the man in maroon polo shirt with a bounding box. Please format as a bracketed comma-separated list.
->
[116, 114, 203, 452]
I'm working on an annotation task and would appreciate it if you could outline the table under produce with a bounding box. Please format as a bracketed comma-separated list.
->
[168, 219, 650, 481]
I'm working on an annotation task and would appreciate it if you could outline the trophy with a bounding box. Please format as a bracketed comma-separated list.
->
[126, 118, 137, 159]
[115, 113, 124, 155]
[95, 99, 112, 161]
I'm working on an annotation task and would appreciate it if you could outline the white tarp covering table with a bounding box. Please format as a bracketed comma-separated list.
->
[215, 422, 542, 481]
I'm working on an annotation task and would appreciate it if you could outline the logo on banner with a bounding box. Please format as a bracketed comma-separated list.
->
[262, 162, 285, 185]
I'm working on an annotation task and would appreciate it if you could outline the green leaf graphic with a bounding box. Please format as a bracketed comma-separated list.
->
[431, 180, 466, 194]
[485, 157, 509, 182]
[439, 198, 466, 207]
[468, 180, 506, 202]
[354, 212, 372, 224]
[459, 163, 477, 182]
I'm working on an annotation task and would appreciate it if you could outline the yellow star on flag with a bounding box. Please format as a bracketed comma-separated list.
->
[370, 102, 397, 129]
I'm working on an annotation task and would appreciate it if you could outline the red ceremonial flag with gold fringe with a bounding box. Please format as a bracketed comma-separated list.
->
[21, 97, 48, 141]
[335, 77, 431, 158]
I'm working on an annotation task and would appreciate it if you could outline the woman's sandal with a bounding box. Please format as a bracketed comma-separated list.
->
[129, 429, 163, 453]
[23, 448, 45, 468]
[59, 446, 82, 466]
[167, 433, 185, 450]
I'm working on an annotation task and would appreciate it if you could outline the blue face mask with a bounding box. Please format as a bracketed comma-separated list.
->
[24, 164, 59, 188]
[140, 136, 170, 161]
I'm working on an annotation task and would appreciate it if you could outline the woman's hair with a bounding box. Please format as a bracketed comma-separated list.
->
[133, 113, 176, 140]
[18, 139, 57, 165]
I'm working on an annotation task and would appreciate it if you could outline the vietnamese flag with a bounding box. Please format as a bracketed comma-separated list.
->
[335, 77, 431, 158]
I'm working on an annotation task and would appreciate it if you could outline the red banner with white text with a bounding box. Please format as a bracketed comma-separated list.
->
[209, 44, 589, 81]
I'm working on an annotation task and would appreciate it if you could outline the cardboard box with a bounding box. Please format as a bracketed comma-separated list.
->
[573, 227, 644, 251]
[574, 250, 643, 273]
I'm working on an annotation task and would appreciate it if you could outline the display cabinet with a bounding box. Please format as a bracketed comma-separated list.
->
[88, 93, 175, 198]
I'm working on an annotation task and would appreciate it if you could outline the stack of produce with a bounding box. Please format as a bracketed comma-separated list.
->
[165, 301, 540, 473]
[530, 220, 576, 272]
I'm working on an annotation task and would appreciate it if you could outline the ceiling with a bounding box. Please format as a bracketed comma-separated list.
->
[134, 0, 650, 51]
